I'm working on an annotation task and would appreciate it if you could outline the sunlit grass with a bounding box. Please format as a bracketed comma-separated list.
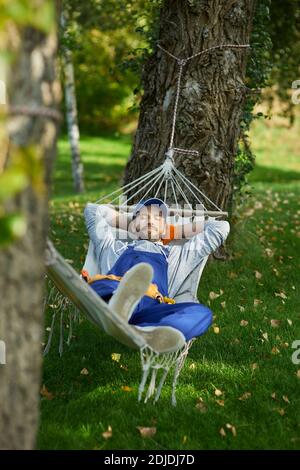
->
[39, 118, 300, 450]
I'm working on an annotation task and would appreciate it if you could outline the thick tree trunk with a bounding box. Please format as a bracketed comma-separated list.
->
[124, 0, 255, 211]
[61, 10, 84, 193]
[0, 16, 60, 449]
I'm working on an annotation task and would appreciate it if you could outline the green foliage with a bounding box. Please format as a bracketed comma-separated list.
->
[0, 0, 55, 32]
[0, 0, 55, 247]
[232, 0, 273, 212]
[267, 0, 300, 123]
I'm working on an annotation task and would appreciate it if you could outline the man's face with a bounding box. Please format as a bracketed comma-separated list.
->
[134, 205, 166, 241]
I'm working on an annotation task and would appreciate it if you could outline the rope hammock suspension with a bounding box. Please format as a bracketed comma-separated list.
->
[94, 42, 250, 218]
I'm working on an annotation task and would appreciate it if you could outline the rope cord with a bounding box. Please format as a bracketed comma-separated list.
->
[157, 42, 250, 157]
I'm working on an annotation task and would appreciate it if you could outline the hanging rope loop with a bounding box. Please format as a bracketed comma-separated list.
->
[157, 42, 250, 154]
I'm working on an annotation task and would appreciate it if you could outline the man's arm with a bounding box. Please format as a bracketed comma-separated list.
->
[84, 203, 129, 272]
[178, 217, 230, 268]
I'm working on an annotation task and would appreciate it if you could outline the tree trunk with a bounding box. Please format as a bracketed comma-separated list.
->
[124, 0, 256, 211]
[0, 13, 60, 449]
[60, 10, 84, 193]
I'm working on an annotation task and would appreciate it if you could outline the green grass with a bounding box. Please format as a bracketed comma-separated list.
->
[38, 120, 300, 450]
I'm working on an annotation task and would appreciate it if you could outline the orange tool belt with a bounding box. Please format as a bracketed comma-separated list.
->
[81, 270, 175, 304]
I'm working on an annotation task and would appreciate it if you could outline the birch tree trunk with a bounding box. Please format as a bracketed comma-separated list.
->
[60, 10, 84, 193]
[124, 0, 256, 212]
[0, 9, 61, 449]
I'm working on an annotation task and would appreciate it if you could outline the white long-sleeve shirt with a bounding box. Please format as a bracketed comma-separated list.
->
[84, 203, 230, 300]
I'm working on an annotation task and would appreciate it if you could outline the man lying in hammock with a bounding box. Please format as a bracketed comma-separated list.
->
[83, 198, 230, 342]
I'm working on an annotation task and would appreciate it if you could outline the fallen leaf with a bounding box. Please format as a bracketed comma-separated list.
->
[282, 395, 290, 404]
[238, 305, 245, 312]
[275, 408, 285, 416]
[189, 362, 196, 370]
[40, 384, 54, 400]
[221, 301, 226, 309]
[182, 435, 188, 444]
[296, 370, 300, 379]
[251, 363, 259, 371]
[80, 368, 89, 375]
[254, 299, 263, 307]
[137, 426, 156, 438]
[287, 319, 293, 326]
[228, 272, 237, 279]
[270, 319, 281, 328]
[255, 271, 262, 279]
[214, 389, 223, 397]
[196, 398, 207, 413]
[226, 423, 237, 437]
[121, 385, 133, 392]
[213, 326, 220, 334]
[271, 392, 276, 400]
[240, 320, 248, 327]
[102, 425, 112, 440]
[209, 291, 220, 300]
[262, 332, 269, 341]
[219, 427, 226, 437]
[238, 392, 251, 401]
[111, 353, 121, 362]
[216, 399, 225, 407]
[271, 346, 280, 355]
[275, 292, 287, 300]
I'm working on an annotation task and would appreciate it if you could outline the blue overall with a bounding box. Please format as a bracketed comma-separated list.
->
[89, 245, 212, 341]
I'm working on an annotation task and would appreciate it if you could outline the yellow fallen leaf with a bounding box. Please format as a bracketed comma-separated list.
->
[182, 435, 188, 444]
[209, 291, 220, 300]
[80, 368, 89, 375]
[216, 399, 225, 407]
[251, 363, 259, 371]
[214, 388, 223, 397]
[275, 292, 287, 300]
[271, 346, 280, 355]
[262, 332, 269, 341]
[221, 301, 226, 309]
[275, 408, 285, 416]
[255, 271, 262, 279]
[40, 384, 54, 400]
[282, 395, 290, 404]
[240, 320, 248, 327]
[121, 385, 133, 392]
[270, 319, 281, 328]
[238, 305, 245, 312]
[219, 427, 226, 437]
[271, 392, 276, 400]
[254, 299, 263, 307]
[213, 326, 220, 334]
[296, 370, 300, 379]
[238, 392, 251, 401]
[136, 426, 156, 438]
[102, 425, 112, 440]
[111, 353, 121, 362]
[226, 423, 237, 437]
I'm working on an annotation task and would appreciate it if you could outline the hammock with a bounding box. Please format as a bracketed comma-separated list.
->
[44, 42, 249, 404]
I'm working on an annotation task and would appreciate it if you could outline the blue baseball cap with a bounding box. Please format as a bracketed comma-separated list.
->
[132, 198, 169, 219]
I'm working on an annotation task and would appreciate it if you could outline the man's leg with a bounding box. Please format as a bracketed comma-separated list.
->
[129, 302, 213, 341]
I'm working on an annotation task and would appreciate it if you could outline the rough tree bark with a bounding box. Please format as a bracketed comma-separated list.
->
[60, 9, 84, 193]
[0, 10, 61, 449]
[124, 0, 256, 212]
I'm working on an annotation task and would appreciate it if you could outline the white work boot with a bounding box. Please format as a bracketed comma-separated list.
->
[108, 262, 153, 321]
[108, 262, 186, 353]
[133, 325, 186, 354]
